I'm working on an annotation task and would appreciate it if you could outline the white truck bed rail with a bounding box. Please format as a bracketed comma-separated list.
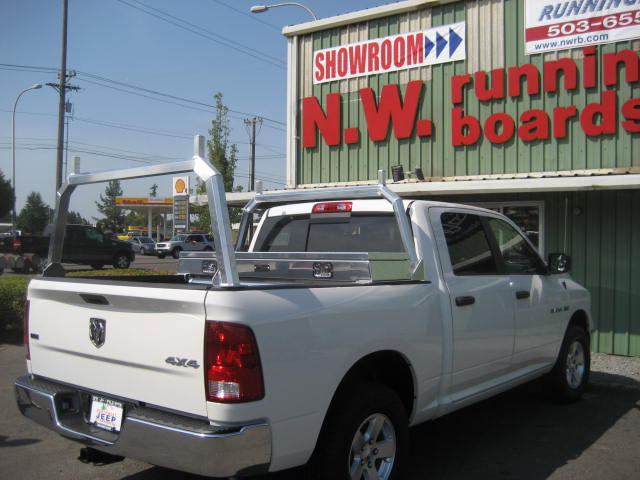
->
[43, 136, 420, 286]
[236, 170, 420, 274]
[44, 136, 239, 287]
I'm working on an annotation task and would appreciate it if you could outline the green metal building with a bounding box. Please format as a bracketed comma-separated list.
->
[271, 0, 640, 355]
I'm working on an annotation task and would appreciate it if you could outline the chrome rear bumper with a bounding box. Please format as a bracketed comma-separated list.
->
[14, 375, 271, 477]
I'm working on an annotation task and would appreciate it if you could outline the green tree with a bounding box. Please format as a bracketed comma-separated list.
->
[124, 210, 146, 227]
[208, 92, 238, 192]
[16, 192, 50, 234]
[196, 92, 241, 231]
[67, 210, 90, 225]
[94, 180, 124, 233]
[0, 170, 14, 220]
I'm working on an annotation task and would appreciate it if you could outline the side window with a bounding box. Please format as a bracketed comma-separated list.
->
[65, 227, 79, 243]
[486, 218, 545, 275]
[85, 228, 103, 243]
[441, 213, 499, 275]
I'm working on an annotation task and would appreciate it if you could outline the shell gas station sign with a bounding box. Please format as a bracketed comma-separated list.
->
[172, 176, 190, 232]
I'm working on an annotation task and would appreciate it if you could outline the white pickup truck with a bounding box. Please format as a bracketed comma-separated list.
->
[15, 138, 591, 480]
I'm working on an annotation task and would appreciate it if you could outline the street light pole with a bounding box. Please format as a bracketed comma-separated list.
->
[250, 3, 318, 21]
[11, 83, 42, 235]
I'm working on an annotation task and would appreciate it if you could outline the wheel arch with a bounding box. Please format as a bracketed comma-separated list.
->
[306, 350, 415, 469]
[326, 350, 416, 421]
[568, 309, 590, 341]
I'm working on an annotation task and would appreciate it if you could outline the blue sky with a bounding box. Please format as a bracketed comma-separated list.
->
[1, 0, 384, 221]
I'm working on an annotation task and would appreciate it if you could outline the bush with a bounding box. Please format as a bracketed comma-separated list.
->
[0, 269, 176, 343]
[0, 276, 32, 343]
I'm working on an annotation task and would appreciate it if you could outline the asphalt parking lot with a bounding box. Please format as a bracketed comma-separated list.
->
[1, 343, 639, 480]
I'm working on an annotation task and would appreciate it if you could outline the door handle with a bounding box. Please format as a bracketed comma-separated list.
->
[516, 290, 531, 300]
[455, 296, 476, 307]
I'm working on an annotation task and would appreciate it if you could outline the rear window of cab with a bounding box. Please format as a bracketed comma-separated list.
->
[253, 214, 404, 253]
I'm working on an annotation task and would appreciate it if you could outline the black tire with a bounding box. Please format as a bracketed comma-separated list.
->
[546, 324, 590, 403]
[113, 253, 131, 269]
[171, 247, 181, 259]
[307, 383, 408, 480]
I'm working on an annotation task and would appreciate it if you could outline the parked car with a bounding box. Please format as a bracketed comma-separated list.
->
[9, 224, 135, 271]
[156, 233, 214, 258]
[127, 236, 156, 255]
[155, 234, 186, 259]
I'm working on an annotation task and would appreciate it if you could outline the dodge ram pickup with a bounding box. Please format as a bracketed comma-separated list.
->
[14, 137, 591, 480]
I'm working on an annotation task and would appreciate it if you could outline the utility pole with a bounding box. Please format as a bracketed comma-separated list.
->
[244, 117, 262, 191]
[55, 0, 68, 192]
[51, 0, 79, 191]
[48, 74, 80, 184]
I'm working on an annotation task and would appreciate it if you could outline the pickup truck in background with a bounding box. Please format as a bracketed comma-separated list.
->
[7, 224, 135, 271]
[14, 145, 591, 480]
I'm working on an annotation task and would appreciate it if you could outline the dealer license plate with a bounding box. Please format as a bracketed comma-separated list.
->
[89, 396, 123, 432]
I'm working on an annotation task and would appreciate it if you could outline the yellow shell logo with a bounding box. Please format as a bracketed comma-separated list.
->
[175, 178, 186, 194]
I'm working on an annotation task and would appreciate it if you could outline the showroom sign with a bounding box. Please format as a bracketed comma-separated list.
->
[313, 21, 465, 84]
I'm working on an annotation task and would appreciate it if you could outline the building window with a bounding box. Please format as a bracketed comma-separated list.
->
[474, 202, 544, 255]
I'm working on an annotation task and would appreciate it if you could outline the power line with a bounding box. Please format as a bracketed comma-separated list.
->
[234, 173, 285, 186]
[74, 117, 193, 139]
[114, 0, 285, 70]
[0, 144, 158, 164]
[3, 139, 282, 162]
[209, 0, 282, 32]
[1, 63, 288, 128]
[236, 154, 284, 160]
[235, 169, 285, 184]
[2, 140, 286, 173]
[76, 71, 286, 126]
[0, 113, 287, 152]
[77, 77, 287, 131]
[0, 64, 59, 74]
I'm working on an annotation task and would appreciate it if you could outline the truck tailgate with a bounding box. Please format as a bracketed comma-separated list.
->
[26, 278, 209, 417]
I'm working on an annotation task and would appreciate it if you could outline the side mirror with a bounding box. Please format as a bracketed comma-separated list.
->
[548, 253, 571, 274]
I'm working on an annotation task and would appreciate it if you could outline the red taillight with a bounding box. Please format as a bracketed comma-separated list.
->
[204, 321, 264, 403]
[24, 300, 30, 359]
[13, 238, 22, 250]
[312, 201, 353, 213]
